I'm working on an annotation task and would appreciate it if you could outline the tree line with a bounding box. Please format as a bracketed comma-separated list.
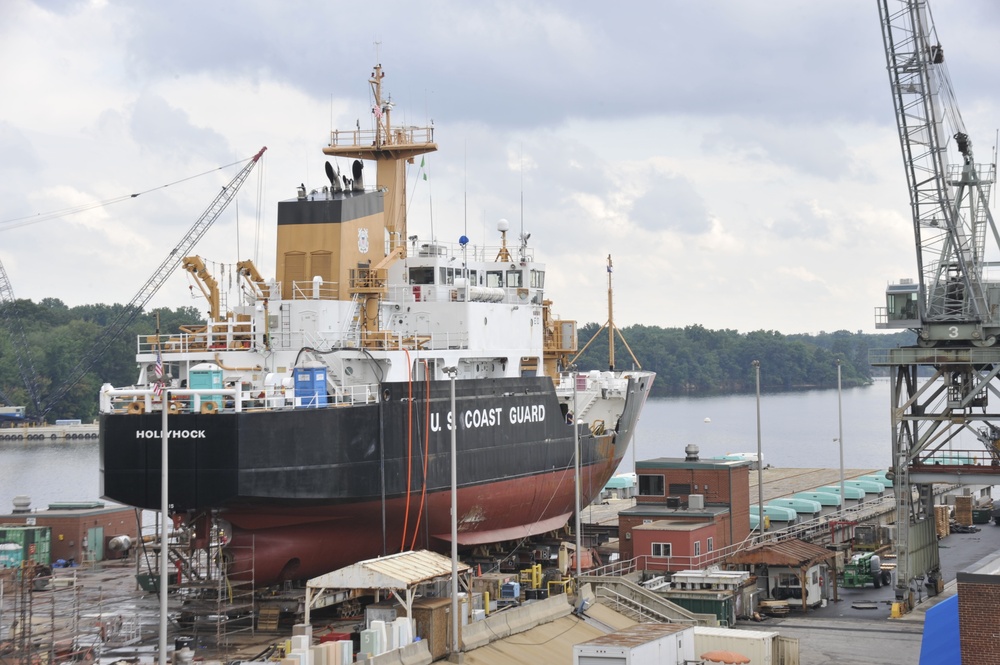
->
[0, 297, 917, 420]
[572, 323, 915, 397]
[0, 298, 203, 423]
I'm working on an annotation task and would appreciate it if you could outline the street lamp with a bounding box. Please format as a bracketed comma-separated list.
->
[753, 360, 764, 538]
[837, 360, 845, 514]
[442, 366, 460, 657]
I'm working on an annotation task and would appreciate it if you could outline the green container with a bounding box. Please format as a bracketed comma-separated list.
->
[0, 525, 51, 566]
[972, 509, 992, 524]
[136, 572, 160, 593]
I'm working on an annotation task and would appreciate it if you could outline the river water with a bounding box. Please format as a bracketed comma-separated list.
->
[0, 378, 945, 513]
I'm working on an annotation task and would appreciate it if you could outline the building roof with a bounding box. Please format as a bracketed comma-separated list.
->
[620, 504, 730, 519]
[577, 622, 690, 648]
[726, 538, 836, 568]
[463, 615, 603, 665]
[633, 520, 716, 532]
[306, 549, 469, 590]
[637, 457, 751, 470]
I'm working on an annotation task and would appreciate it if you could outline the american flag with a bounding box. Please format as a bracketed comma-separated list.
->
[373, 104, 383, 119]
[155, 349, 163, 378]
[153, 381, 163, 397]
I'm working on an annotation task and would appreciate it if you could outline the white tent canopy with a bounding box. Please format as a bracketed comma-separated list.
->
[304, 550, 471, 622]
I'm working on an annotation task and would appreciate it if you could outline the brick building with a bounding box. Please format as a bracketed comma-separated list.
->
[618, 448, 751, 564]
[1, 500, 140, 563]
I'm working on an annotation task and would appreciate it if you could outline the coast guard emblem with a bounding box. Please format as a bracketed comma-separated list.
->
[358, 228, 369, 254]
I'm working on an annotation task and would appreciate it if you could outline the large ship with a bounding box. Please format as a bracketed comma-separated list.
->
[98, 65, 654, 586]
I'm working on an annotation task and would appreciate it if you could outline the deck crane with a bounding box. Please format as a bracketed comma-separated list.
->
[873, 0, 1000, 613]
[37, 146, 266, 419]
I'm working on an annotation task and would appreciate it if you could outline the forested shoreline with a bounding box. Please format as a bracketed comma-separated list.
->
[0, 298, 915, 420]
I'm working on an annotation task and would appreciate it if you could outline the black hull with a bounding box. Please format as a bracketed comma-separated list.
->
[100, 374, 651, 583]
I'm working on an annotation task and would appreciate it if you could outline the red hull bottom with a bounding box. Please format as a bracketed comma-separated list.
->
[222, 457, 619, 584]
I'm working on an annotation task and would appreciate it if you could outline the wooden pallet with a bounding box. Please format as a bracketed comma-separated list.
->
[257, 606, 280, 632]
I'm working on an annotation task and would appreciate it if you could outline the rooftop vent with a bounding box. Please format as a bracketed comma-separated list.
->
[685, 444, 700, 462]
[11, 495, 31, 514]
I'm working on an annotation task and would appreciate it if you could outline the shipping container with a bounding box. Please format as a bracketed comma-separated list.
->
[575, 623, 695, 664]
[694, 626, 779, 665]
[0, 525, 51, 566]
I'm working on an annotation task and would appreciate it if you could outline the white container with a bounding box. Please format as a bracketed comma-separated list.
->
[694, 626, 778, 665]
[574, 624, 695, 664]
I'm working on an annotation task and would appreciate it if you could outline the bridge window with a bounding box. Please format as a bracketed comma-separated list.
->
[531, 269, 545, 288]
[409, 267, 435, 285]
[486, 270, 503, 288]
[506, 269, 523, 287]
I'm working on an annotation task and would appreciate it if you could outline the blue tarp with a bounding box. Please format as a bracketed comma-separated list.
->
[919, 595, 959, 665]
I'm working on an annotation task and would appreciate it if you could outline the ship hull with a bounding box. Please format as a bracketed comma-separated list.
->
[100, 374, 652, 583]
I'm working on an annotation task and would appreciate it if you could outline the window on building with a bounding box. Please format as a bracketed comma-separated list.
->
[707, 537, 714, 552]
[639, 474, 665, 496]
[694, 541, 701, 556]
[651, 542, 672, 558]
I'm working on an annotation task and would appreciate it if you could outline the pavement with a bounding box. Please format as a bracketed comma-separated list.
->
[733, 519, 1000, 665]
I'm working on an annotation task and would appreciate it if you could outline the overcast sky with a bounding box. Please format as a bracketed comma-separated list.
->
[2, 0, 999, 336]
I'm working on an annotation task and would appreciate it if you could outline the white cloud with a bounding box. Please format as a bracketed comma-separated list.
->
[0, 0, 996, 339]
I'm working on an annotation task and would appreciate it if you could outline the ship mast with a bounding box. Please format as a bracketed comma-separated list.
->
[571, 254, 641, 371]
[322, 64, 437, 258]
[606, 255, 615, 370]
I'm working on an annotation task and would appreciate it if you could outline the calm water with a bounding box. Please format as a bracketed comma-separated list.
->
[0, 378, 938, 513]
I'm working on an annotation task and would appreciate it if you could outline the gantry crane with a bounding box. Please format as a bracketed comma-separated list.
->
[873, 0, 1000, 612]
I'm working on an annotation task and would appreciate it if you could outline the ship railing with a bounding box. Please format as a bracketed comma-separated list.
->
[328, 126, 435, 149]
[291, 279, 339, 300]
[391, 283, 542, 307]
[140, 323, 260, 355]
[403, 239, 536, 264]
[100, 382, 382, 415]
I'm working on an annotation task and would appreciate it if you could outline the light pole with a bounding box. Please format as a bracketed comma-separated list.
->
[572, 368, 581, 579]
[159, 390, 169, 665]
[753, 360, 764, 537]
[443, 366, 460, 658]
[837, 359, 845, 514]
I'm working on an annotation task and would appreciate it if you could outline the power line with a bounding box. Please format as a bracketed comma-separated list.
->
[0, 155, 252, 232]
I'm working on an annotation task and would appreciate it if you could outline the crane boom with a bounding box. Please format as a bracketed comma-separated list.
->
[877, 0, 999, 346]
[39, 146, 267, 417]
[0, 258, 42, 415]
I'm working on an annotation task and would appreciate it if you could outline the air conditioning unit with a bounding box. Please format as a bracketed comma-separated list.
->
[666, 496, 681, 509]
[689, 494, 705, 510]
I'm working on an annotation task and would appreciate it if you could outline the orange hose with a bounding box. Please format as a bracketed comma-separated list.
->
[400, 348, 413, 551]
[409, 361, 432, 550]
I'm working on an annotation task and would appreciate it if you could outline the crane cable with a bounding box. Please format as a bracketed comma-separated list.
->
[0, 156, 253, 232]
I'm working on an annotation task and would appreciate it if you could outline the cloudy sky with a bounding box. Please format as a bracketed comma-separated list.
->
[2, 0, 998, 335]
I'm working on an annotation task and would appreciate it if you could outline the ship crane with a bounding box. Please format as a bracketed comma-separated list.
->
[873, 0, 1000, 614]
[37, 147, 267, 419]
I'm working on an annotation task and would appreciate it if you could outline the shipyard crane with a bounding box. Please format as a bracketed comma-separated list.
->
[0, 258, 42, 416]
[873, 0, 1000, 612]
[37, 147, 267, 418]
